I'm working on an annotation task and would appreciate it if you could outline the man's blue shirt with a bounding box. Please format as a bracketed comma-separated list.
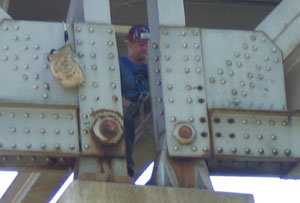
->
[119, 57, 149, 103]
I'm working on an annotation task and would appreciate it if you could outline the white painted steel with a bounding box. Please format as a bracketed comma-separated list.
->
[211, 110, 300, 160]
[74, 23, 123, 155]
[83, 0, 111, 24]
[201, 29, 286, 111]
[0, 20, 78, 105]
[0, 106, 79, 154]
[157, 0, 185, 26]
[160, 27, 210, 157]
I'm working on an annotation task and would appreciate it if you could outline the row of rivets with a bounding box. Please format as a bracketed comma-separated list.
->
[213, 117, 288, 126]
[173, 145, 209, 152]
[216, 147, 291, 156]
[0, 143, 76, 150]
[215, 132, 277, 140]
[9, 127, 75, 135]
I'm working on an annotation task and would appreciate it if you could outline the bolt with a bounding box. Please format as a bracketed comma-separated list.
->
[258, 148, 264, 155]
[257, 134, 263, 140]
[40, 128, 46, 134]
[285, 149, 291, 156]
[272, 149, 278, 155]
[244, 133, 250, 139]
[203, 147, 209, 152]
[55, 143, 60, 150]
[41, 143, 46, 149]
[217, 147, 223, 153]
[231, 148, 237, 153]
[69, 144, 75, 150]
[173, 145, 179, 151]
[245, 148, 251, 154]
[191, 146, 197, 152]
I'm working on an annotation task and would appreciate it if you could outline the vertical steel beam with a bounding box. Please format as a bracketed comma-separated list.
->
[83, 0, 111, 24]
[67, 0, 84, 23]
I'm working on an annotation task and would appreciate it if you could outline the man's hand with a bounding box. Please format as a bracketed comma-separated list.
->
[122, 97, 132, 109]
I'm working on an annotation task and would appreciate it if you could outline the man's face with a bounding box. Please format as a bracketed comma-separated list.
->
[128, 40, 148, 64]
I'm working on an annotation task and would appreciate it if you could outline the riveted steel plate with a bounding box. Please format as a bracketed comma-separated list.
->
[0, 106, 79, 155]
[210, 109, 300, 161]
[201, 29, 286, 111]
[160, 27, 210, 157]
[0, 20, 78, 105]
[74, 23, 124, 156]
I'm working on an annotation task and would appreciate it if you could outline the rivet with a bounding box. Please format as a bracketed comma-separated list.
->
[89, 40, 95, 45]
[250, 35, 256, 41]
[188, 117, 194, 122]
[215, 132, 222, 138]
[245, 148, 251, 154]
[53, 113, 59, 119]
[244, 133, 250, 139]
[252, 45, 258, 51]
[45, 157, 50, 162]
[14, 55, 19, 60]
[285, 149, 291, 156]
[154, 56, 159, 61]
[44, 64, 49, 69]
[236, 61, 243, 68]
[226, 60, 232, 66]
[157, 98, 163, 103]
[83, 129, 89, 135]
[41, 143, 46, 149]
[257, 134, 263, 140]
[191, 146, 197, 152]
[247, 72, 253, 78]
[55, 143, 60, 150]
[107, 28, 113, 34]
[266, 66, 272, 71]
[256, 119, 262, 125]
[231, 148, 237, 153]
[185, 85, 192, 91]
[269, 120, 275, 126]
[274, 58, 280, 63]
[68, 129, 74, 135]
[30, 157, 35, 162]
[80, 95, 86, 100]
[200, 117, 206, 123]
[54, 129, 60, 135]
[241, 91, 247, 97]
[170, 116, 176, 122]
[217, 147, 223, 153]
[25, 34, 30, 40]
[34, 44, 40, 50]
[196, 68, 201, 73]
[194, 43, 200, 49]
[40, 128, 46, 134]
[24, 113, 29, 118]
[108, 53, 114, 59]
[167, 84, 173, 90]
[12, 66, 18, 71]
[243, 43, 248, 49]
[2, 55, 8, 61]
[240, 81, 245, 87]
[92, 81, 99, 88]
[242, 119, 248, 124]
[13, 35, 18, 41]
[192, 31, 199, 36]
[264, 56, 269, 62]
[271, 48, 277, 53]
[59, 158, 64, 162]
[152, 43, 158, 49]
[77, 51, 84, 57]
[16, 156, 22, 161]
[156, 81, 161, 86]
[84, 144, 90, 149]
[33, 74, 39, 80]
[220, 79, 226, 84]
[40, 113, 45, 119]
[183, 56, 189, 61]
[229, 133, 236, 138]
[12, 144, 17, 148]
[24, 128, 30, 134]
[250, 82, 255, 88]
[210, 77, 215, 83]
[187, 97, 193, 103]
[43, 93, 48, 99]
[91, 64, 97, 71]
[11, 127, 16, 133]
[218, 69, 224, 75]
[195, 55, 201, 62]
[169, 97, 174, 103]
[10, 112, 15, 118]
[163, 43, 169, 49]
[173, 145, 179, 151]
[228, 71, 234, 76]
[272, 149, 278, 155]
[76, 39, 82, 45]
[76, 26, 81, 32]
[234, 52, 240, 58]
[282, 120, 288, 126]
[83, 114, 88, 120]
[184, 67, 190, 73]
[201, 147, 208, 152]
[182, 43, 188, 48]
[95, 96, 100, 101]
[162, 29, 168, 35]
[244, 53, 250, 59]
[258, 74, 264, 80]
[3, 45, 8, 50]
[181, 31, 186, 36]
[111, 83, 117, 89]
[24, 46, 28, 51]
[232, 89, 238, 95]
[90, 52, 96, 58]
[271, 134, 277, 140]
[69, 144, 75, 150]
[88, 27, 94, 33]
[3, 26, 8, 31]
[258, 148, 264, 154]
[159, 111, 164, 115]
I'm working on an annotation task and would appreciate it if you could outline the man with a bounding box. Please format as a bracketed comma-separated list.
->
[120, 25, 150, 177]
